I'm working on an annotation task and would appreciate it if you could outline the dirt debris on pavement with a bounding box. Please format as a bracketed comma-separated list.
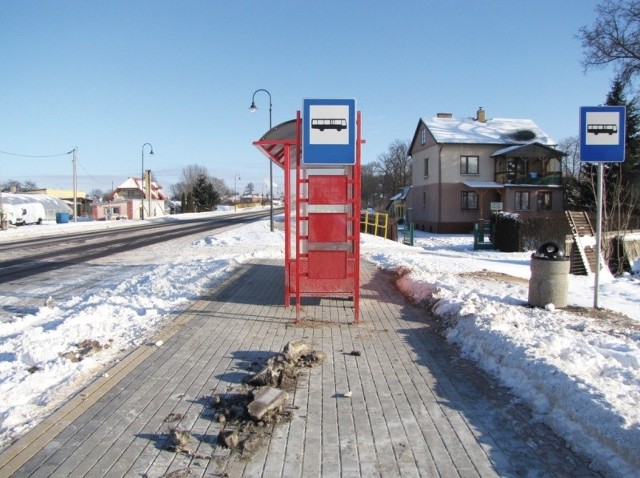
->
[156, 340, 326, 465]
[208, 340, 325, 457]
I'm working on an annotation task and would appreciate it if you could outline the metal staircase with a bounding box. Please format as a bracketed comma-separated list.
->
[565, 211, 601, 275]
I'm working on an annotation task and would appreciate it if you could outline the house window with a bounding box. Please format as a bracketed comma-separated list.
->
[515, 191, 530, 210]
[424, 157, 429, 177]
[420, 128, 427, 145]
[461, 191, 478, 210]
[538, 191, 552, 210]
[422, 191, 427, 208]
[460, 156, 479, 175]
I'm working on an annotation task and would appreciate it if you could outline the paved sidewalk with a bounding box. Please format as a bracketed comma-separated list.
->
[0, 259, 597, 477]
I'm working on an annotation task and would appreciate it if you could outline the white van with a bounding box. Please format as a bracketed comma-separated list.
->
[7, 202, 46, 225]
[2, 204, 19, 225]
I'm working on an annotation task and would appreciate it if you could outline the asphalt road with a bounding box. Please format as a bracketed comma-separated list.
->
[0, 210, 272, 322]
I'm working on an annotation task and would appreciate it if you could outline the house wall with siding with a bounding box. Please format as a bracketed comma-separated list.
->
[410, 139, 502, 232]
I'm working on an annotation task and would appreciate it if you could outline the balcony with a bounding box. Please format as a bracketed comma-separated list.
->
[495, 171, 562, 186]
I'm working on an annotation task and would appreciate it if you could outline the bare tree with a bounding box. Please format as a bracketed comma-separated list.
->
[243, 182, 256, 195]
[1, 179, 37, 192]
[170, 165, 232, 200]
[209, 177, 231, 197]
[170, 164, 209, 198]
[375, 139, 411, 201]
[584, 163, 640, 273]
[558, 136, 581, 178]
[578, 0, 640, 84]
[361, 162, 384, 210]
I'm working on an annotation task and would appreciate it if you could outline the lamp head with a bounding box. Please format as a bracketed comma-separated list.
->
[249, 101, 257, 113]
[149, 147, 154, 155]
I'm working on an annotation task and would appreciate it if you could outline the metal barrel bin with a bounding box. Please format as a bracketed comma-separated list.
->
[528, 242, 570, 308]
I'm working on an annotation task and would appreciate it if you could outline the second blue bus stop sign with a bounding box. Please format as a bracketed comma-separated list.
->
[579, 106, 626, 163]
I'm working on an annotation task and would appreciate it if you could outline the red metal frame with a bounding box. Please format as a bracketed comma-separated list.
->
[253, 110, 363, 324]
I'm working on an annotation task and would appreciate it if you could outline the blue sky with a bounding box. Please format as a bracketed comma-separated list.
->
[0, 0, 614, 196]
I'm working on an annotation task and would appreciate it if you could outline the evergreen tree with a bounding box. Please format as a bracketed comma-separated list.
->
[604, 76, 640, 182]
[191, 174, 220, 212]
[186, 192, 195, 213]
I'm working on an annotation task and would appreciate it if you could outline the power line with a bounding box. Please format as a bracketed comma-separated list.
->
[77, 160, 115, 187]
[0, 149, 74, 158]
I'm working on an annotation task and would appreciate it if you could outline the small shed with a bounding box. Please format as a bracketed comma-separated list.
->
[386, 186, 411, 222]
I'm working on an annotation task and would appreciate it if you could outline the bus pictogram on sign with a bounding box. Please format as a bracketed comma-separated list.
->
[587, 123, 618, 135]
[311, 118, 347, 131]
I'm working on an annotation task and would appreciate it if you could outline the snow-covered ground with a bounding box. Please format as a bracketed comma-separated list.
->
[0, 211, 638, 476]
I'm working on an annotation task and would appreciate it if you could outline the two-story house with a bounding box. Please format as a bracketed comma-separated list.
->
[91, 177, 168, 220]
[408, 107, 566, 233]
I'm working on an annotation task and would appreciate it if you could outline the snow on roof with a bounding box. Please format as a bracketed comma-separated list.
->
[117, 177, 140, 190]
[462, 181, 504, 189]
[423, 115, 556, 146]
[115, 177, 168, 200]
[1, 193, 73, 214]
[491, 142, 566, 157]
[491, 144, 524, 156]
[389, 186, 411, 201]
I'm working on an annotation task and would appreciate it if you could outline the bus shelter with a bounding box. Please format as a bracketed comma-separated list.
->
[253, 108, 363, 323]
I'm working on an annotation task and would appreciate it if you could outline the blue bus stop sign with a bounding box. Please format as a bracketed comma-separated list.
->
[303, 99, 356, 165]
[579, 106, 626, 163]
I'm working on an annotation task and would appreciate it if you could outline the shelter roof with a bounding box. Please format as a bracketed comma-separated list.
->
[253, 119, 298, 168]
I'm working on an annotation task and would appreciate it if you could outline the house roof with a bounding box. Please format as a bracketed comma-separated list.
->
[422, 115, 556, 146]
[462, 181, 504, 189]
[491, 142, 566, 158]
[114, 177, 168, 200]
[389, 186, 411, 201]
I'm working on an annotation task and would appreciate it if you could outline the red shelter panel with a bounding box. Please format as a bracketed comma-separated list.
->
[308, 175, 348, 204]
[308, 213, 347, 242]
[308, 250, 347, 279]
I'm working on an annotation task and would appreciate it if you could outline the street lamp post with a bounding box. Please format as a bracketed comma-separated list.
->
[234, 174, 241, 198]
[249, 89, 273, 232]
[141, 143, 154, 220]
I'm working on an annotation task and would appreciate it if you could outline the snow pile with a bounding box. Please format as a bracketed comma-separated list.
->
[362, 232, 639, 476]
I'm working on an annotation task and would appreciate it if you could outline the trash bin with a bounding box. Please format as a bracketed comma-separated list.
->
[528, 242, 570, 308]
[56, 212, 70, 224]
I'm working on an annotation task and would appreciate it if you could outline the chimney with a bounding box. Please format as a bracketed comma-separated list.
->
[436, 112, 453, 118]
[476, 107, 486, 123]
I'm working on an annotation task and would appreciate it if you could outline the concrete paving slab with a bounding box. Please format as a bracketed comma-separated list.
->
[0, 259, 599, 477]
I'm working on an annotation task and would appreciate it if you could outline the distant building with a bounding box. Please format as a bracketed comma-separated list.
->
[23, 188, 88, 217]
[1, 192, 72, 222]
[386, 186, 411, 222]
[92, 177, 168, 220]
[408, 107, 566, 233]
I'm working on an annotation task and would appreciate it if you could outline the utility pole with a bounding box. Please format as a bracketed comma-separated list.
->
[72, 148, 78, 222]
